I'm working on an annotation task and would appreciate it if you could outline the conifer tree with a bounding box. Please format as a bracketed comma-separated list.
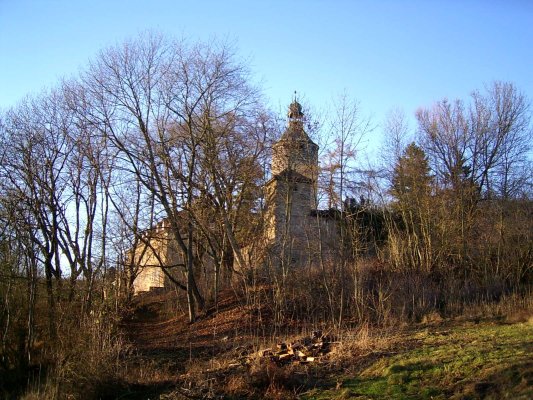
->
[390, 143, 434, 271]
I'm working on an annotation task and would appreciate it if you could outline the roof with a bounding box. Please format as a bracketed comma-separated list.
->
[287, 100, 304, 119]
[310, 208, 342, 220]
[277, 100, 318, 146]
[278, 120, 317, 145]
[266, 169, 313, 185]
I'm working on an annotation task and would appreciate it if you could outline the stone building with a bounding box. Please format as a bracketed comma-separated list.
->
[127, 219, 174, 294]
[131, 100, 339, 293]
[263, 100, 338, 267]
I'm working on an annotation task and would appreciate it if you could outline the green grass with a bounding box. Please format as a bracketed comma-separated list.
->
[304, 321, 533, 399]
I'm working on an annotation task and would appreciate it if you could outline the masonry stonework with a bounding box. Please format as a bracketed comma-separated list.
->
[264, 100, 338, 267]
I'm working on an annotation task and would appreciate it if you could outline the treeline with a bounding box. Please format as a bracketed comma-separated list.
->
[0, 33, 532, 397]
[0, 33, 274, 395]
[373, 83, 532, 321]
[269, 83, 532, 328]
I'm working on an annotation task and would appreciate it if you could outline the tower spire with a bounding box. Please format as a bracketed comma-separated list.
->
[287, 94, 303, 120]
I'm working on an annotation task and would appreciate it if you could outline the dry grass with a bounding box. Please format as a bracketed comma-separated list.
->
[115, 287, 533, 399]
[12, 283, 533, 399]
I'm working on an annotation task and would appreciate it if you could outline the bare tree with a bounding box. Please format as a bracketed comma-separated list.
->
[469, 82, 531, 199]
[0, 93, 73, 339]
[380, 108, 412, 179]
[321, 93, 372, 326]
[417, 81, 531, 199]
[416, 82, 532, 273]
[79, 33, 267, 322]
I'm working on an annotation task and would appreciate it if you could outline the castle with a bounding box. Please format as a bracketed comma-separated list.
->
[131, 100, 339, 294]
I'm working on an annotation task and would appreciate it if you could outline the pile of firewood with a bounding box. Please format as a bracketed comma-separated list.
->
[257, 330, 337, 365]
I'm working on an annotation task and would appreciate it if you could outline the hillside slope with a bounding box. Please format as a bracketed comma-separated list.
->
[116, 291, 533, 399]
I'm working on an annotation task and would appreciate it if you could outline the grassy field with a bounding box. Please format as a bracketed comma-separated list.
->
[304, 320, 533, 400]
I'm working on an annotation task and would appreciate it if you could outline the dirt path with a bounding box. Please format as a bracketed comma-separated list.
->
[116, 291, 255, 399]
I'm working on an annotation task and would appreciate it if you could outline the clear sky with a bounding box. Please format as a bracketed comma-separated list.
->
[1, 0, 532, 147]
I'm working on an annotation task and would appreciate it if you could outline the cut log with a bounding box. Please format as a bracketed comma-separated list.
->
[262, 348, 273, 357]
[277, 343, 287, 351]
[289, 342, 303, 351]
[253, 334, 337, 365]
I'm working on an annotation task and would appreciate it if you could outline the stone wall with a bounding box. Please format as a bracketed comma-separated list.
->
[131, 222, 173, 294]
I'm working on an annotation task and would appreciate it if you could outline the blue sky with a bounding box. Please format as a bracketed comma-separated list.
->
[1, 0, 532, 149]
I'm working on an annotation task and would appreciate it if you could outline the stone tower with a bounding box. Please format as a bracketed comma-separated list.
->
[271, 100, 319, 185]
[265, 100, 319, 265]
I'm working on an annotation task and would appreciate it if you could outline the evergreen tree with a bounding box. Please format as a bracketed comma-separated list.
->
[390, 143, 434, 271]
[391, 143, 433, 214]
